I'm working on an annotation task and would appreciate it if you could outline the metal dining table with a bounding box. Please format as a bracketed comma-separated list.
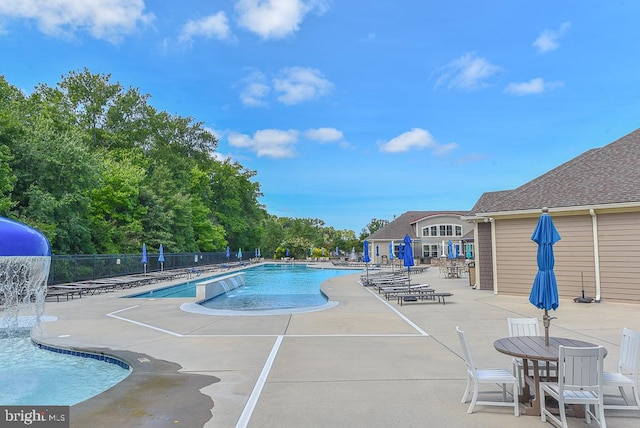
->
[493, 336, 606, 416]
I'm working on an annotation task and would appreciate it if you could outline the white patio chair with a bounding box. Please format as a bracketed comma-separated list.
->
[603, 327, 640, 411]
[540, 345, 606, 428]
[507, 317, 556, 390]
[456, 326, 520, 416]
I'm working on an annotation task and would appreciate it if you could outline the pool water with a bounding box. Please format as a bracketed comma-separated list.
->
[0, 335, 130, 405]
[131, 264, 361, 311]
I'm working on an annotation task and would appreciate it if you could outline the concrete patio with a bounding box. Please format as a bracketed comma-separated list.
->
[35, 263, 640, 427]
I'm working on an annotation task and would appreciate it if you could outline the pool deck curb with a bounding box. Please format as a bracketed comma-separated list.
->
[35, 262, 640, 427]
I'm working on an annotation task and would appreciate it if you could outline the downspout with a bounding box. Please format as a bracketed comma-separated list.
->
[473, 222, 480, 289]
[490, 217, 498, 294]
[589, 209, 602, 302]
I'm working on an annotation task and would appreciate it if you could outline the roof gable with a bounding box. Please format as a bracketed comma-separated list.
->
[367, 210, 470, 240]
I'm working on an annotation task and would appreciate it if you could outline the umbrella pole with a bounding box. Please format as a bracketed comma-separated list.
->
[543, 309, 550, 347]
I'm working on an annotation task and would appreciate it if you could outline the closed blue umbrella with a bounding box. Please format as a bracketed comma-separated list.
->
[158, 244, 165, 271]
[255, 248, 258, 258]
[335, 246, 339, 256]
[388, 241, 394, 272]
[363, 240, 371, 282]
[226, 246, 230, 260]
[529, 208, 561, 346]
[286, 248, 290, 257]
[363, 241, 371, 263]
[238, 248, 242, 260]
[447, 240, 454, 264]
[142, 243, 148, 275]
[403, 234, 414, 284]
[257, 248, 261, 257]
[465, 243, 472, 259]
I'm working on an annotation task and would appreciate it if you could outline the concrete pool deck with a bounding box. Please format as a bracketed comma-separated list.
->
[36, 262, 640, 427]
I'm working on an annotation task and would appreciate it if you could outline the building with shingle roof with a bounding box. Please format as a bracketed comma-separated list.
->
[366, 210, 472, 265]
[468, 128, 640, 303]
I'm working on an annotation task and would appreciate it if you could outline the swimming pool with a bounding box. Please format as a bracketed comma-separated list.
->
[0, 334, 130, 405]
[130, 264, 361, 311]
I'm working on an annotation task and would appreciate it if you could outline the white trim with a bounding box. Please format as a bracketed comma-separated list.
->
[476, 201, 640, 218]
[590, 209, 602, 302]
[491, 218, 498, 295]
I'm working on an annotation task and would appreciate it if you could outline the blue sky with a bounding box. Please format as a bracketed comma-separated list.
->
[2, 1, 640, 233]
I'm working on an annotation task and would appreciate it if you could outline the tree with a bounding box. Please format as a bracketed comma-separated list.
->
[208, 159, 266, 251]
[359, 218, 390, 239]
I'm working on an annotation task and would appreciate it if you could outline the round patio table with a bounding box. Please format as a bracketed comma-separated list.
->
[494, 336, 606, 416]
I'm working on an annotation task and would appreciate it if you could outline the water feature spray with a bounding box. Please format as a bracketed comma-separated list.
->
[0, 217, 51, 336]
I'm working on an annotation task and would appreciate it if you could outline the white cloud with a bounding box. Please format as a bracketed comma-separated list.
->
[273, 66, 333, 104]
[434, 52, 502, 91]
[304, 127, 343, 142]
[228, 129, 299, 158]
[235, 0, 328, 39]
[0, 0, 153, 43]
[178, 12, 231, 44]
[379, 128, 458, 154]
[505, 77, 564, 95]
[533, 21, 570, 53]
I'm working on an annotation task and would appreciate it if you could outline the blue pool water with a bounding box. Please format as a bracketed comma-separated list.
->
[130, 264, 361, 311]
[0, 335, 130, 405]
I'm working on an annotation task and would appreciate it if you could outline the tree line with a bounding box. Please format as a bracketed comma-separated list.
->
[0, 69, 375, 257]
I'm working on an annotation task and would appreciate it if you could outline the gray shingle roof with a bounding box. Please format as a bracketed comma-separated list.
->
[473, 128, 640, 213]
[367, 210, 471, 240]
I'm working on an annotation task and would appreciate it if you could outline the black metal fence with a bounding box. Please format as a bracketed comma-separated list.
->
[48, 251, 271, 285]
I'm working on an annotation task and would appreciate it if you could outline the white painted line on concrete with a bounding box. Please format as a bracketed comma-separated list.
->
[364, 287, 429, 336]
[107, 307, 184, 337]
[236, 335, 283, 428]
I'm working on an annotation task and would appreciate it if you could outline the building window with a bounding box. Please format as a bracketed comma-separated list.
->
[424, 224, 464, 237]
[430, 245, 439, 257]
[440, 225, 453, 236]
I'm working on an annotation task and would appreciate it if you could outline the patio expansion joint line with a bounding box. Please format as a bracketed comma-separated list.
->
[106, 306, 184, 337]
[364, 287, 430, 337]
[236, 335, 283, 428]
[105, 306, 427, 339]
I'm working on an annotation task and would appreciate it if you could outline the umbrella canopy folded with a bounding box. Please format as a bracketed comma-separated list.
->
[529, 213, 561, 310]
[141, 243, 148, 264]
[403, 234, 414, 284]
[363, 240, 371, 263]
[528, 209, 561, 346]
[158, 244, 165, 271]
[447, 240, 454, 262]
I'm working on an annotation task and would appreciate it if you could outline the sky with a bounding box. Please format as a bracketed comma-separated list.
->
[2, 1, 640, 234]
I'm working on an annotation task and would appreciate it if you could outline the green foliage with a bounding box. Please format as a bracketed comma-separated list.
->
[0, 70, 359, 255]
[359, 218, 390, 239]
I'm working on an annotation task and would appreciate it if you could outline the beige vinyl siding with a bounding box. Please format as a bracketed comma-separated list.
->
[494, 218, 538, 295]
[596, 211, 640, 302]
[551, 215, 595, 300]
[476, 222, 494, 290]
[494, 215, 595, 299]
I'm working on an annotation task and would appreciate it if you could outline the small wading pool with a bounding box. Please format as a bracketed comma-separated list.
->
[129, 264, 361, 311]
